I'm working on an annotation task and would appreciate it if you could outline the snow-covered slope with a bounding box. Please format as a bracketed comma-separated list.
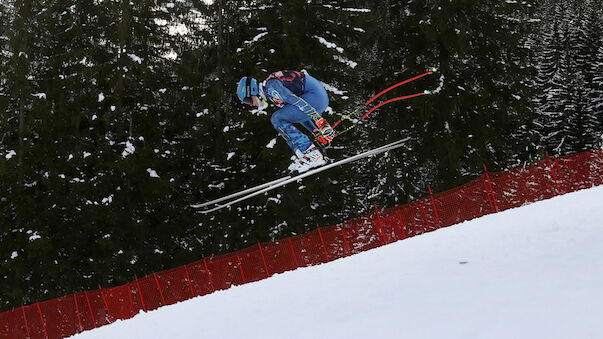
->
[71, 186, 603, 339]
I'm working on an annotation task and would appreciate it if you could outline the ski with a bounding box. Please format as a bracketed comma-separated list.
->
[189, 175, 292, 209]
[192, 138, 408, 214]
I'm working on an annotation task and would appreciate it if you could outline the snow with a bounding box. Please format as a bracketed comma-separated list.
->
[121, 141, 135, 158]
[322, 83, 346, 96]
[314, 36, 344, 53]
[334, 55, 357, 68]
[163, 50, 178, 60]
[128, 54, 142, 64]
[32, 93, 46, 99]
[245, 32, 268, 45]
[147, 168, 160, 178]
[71, 185, 603, 339]
[321, 5, 371, 13]
[10, 251, 18, 259]
[101, 194, 113, 205]
[98, 93, 105, 102]
[266, 138, 277, 149]
[5, 150, 16, 160]
[207, 182, 225, 190]
[432, 74, 445, 94]
[341, 7, 371, 12]
[226, 152, 235, 161]
[28, 231, 41, 241]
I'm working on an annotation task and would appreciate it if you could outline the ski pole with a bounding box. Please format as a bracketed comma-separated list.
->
[361, 91, 430, 120]
[331, 68, 437, 135]
[325, 68, 438, 142]
[332, 107, 362, 129]
[328, 90, 430, 142]
[365, 68, 437, 106]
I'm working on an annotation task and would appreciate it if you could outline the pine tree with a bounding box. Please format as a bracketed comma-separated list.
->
[534, 0, 602, 155]
[580, 0, 603, 149]
[1, 0, 44, 308]
[355, 0, 537, 206]
[0, 2, 9, 141]
[534, 4, 569, 154]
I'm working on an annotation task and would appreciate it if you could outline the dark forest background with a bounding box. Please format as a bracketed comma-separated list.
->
[0, 0, 601, 311]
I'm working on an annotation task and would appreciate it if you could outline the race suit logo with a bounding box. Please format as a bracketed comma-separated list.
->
[271, 90, 284, 105]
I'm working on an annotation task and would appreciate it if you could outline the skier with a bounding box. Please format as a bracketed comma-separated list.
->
[237, 70, 336, 173]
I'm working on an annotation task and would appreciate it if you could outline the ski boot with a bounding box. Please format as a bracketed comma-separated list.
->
[290, 145, 326, 173]
[315, 118, 335, 148]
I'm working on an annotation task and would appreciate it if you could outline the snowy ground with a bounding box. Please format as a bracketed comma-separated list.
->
[71, 186, 603, 339]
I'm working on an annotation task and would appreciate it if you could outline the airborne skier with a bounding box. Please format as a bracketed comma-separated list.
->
[237, 70, 336, 173]
[192, 69, 437, 211]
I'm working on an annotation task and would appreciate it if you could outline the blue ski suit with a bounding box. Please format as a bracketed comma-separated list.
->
[262, 71, 329, 154]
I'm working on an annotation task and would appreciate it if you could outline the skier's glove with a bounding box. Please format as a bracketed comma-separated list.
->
[257, 97, 269, 111]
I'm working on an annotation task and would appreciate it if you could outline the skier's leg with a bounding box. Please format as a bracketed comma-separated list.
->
[301, 74, 329, 119]
[270, 105, 313, 154]
[271, 104, 327, 172]
[291, 75, 329, 135]
[301, 74, 334, 145]
[300, 120, 316, 134]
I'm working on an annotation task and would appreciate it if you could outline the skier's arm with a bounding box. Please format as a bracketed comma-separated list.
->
[266, 79, 321, 123]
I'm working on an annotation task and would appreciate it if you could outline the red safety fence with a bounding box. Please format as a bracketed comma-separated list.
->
[1, 149, 602, 339]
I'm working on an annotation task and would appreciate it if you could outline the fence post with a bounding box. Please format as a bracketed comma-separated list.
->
[419, 204, 429, 232]
[546, 152, 561, 195]
[483, 175, 495, 212]
[553, 156, 567, 193]
[258, 242, 271, 278]
[236, 255, 247, 283]
[36, 303, 49, 339]
[373, 203, 386, 244]
[340, 228, 351, 256]
[317, 224, 330, 261]
[21, 306, 31, 339]
[428, 186, 441, 228]
[396, 208, 407, 239]
[84, 291, 96, 328]
[99, 284, 113, 323]
[288, 238, 299, 268]
[184, 265, 195, 298]
[127, 283, 135, 318]
[483, 164, 499, 212]
[134, 275, 147, 312]
[153, 273, 167, 306]
[203, 257, 216, 292]
[73, 293, 83, 332]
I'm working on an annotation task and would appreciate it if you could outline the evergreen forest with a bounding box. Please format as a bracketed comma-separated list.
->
[0, 0, 601, 311]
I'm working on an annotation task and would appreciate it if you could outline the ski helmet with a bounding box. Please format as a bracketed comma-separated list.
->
[237, 76, 259, 105]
